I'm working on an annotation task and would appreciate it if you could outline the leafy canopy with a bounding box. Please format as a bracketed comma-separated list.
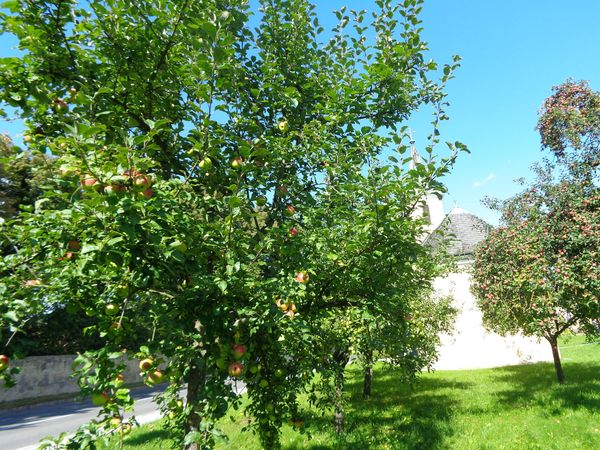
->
[0, 0, 464, 448]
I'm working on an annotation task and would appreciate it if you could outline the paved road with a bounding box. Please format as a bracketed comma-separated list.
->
[0, 386, 165, 450]
[0, 380, 246, 450]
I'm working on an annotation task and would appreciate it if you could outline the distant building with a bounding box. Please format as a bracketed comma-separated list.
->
[410, 143, 551, 370]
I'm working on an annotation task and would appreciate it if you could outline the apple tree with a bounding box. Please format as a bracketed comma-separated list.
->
[296, 157, 457, 431]
[473, 81, 599, 384]
[0, 0, 464, 448]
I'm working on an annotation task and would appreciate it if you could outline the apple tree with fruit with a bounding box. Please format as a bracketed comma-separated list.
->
[472, 81, 599, 384]
[0, 0, 464, 448]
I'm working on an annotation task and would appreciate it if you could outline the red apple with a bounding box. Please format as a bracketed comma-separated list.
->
[67, 240, 81, 251]
[81, 177, 98, 189]
[0, 355, 9, 371]
[294, 271, 309, 283]
[139, 358, 153, 371]
[23, 135, 31, 143]
[134, 174, 151, 189]
[53, 98, 68, 112]
[232, 344, 247, 360]
[289, 227, 299, 237]
[290, 419, 304, 428]
[123, 168, 139, 179]
[104, 184, 126, 195]
[140, 187, 153, 199]
[228, 362, 244, 378]
[284, 205, 296, 217]
[24, 279, 42, 287]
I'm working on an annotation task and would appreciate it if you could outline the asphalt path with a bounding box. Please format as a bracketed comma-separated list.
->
[0, 381, 246, 450]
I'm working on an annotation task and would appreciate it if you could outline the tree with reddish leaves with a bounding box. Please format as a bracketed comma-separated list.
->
[473, 80, 599, 384]
[473, 174, 599, 384]
[537, 79, 599, 170]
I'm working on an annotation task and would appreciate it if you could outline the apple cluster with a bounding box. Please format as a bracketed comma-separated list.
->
[80, 168, 154, 199]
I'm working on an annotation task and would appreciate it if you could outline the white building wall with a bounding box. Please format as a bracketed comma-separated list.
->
[433, 266, 552, 370]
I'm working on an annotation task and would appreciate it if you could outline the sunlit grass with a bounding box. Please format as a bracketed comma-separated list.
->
[113, 335, 600, 449]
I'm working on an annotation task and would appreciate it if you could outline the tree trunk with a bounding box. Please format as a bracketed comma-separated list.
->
[547, 336, 565, 384]
[332, 348, 350, 434]
[184, 363, 206, 450]
[334, 377, 344, 434]
[363, 350, 373, 399]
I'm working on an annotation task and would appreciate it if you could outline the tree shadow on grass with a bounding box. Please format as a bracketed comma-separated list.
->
[489, 361, 600, 414]
[124, 428, 177, 448]
[288, 373, 474, 450]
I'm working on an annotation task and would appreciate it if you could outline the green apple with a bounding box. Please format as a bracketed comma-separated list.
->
[216, 358, 227, 370]
[105, 303, 119, 316]
[120, 423, 132, 436]
[199, 157, 213, 170]
[231, 157, 243, 169]
[256, 196, 268, 206]
[170, 240, 187, 253]
[91, 391, 110, 406]
[109, 416, 122, 428]
[147, 370, 166, 385]
[277, 119, 289, 133]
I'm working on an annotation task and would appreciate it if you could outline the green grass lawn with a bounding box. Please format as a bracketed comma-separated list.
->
[112, 335, 600, 449]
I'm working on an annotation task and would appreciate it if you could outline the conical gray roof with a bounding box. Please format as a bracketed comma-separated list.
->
[424, 207, 492, 257]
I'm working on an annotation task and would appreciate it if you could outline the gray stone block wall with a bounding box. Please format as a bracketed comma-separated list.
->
[0, 355, 144, 404]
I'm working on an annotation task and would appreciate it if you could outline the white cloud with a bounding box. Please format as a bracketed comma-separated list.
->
[472, 172, 496, 188]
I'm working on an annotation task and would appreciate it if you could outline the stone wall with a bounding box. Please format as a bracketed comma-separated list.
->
[0, 355, 144, 405]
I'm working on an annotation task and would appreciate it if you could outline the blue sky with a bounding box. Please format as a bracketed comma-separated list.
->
[2, 1, 599, 224]
[311, 0, 600, 224]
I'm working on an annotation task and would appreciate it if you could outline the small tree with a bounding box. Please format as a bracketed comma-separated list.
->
[472, 80, 599, 384]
